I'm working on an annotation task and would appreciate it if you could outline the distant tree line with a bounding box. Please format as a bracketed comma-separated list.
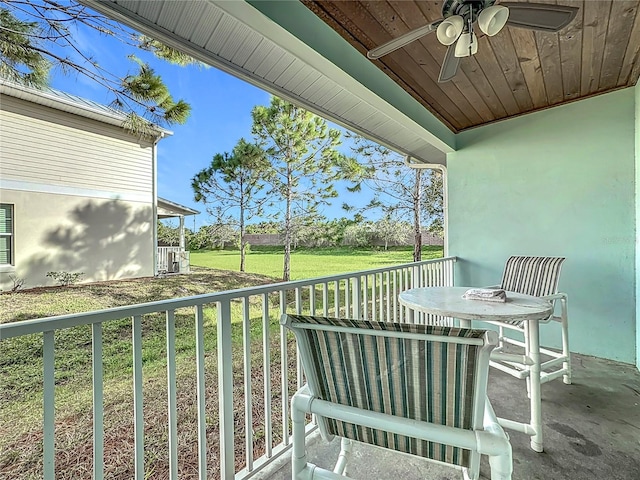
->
[158, 216, 442, 253]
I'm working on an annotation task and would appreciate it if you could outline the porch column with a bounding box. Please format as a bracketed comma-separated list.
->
[179, 216, 185, 250]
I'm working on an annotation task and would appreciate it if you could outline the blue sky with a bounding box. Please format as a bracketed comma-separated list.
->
[47, 14, 377, 230]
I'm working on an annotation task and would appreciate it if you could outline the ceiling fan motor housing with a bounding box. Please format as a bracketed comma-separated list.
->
[441, 0, 498, 21]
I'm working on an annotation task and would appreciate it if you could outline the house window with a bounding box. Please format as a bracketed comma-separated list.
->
[0, 204, 14, 265]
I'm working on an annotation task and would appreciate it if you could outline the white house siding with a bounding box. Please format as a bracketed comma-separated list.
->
[0, 95, 153, 196]
[0, 95, 156, 290]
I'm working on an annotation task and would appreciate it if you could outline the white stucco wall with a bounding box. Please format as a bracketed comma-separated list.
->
[0, 190, 153, 290]
[448, 89, 636, 364]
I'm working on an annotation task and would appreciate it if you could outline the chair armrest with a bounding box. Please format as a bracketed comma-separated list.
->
[539, 292, 567, 302]
[539, 293, 568, 322]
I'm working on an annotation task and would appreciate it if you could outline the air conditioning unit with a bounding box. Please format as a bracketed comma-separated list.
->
[167, 252, 179, 273]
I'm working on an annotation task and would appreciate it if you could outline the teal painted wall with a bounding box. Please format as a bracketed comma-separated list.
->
[448, 89, 636, 363]
[636, 81, 640, 370]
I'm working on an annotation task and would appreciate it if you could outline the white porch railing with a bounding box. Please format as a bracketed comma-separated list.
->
[157, 246, 190, 273]
[0, 256, 456, 480]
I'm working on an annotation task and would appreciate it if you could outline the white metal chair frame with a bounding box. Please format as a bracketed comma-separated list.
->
[282, 314, 513, 480]
[486, 256, 570, 387]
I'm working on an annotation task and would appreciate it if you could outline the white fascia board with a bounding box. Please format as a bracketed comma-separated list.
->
[214, 1, 454, 154]
[80, 0, 453, 155]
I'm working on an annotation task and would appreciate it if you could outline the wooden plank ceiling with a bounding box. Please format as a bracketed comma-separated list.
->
[303, 0, 640, 133]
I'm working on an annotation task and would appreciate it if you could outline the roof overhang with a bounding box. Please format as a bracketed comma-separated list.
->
[81, 0, 454, 165]
[158, 197, 200, 218]
[0, 79, 172, 139]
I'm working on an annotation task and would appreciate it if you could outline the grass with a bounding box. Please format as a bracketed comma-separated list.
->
[191, 245, 444, 280]
[0, 268, 286, 478]
[0, 246, 443, 478]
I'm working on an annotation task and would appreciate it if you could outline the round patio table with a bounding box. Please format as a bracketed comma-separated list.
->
[398, 286, 553, 453]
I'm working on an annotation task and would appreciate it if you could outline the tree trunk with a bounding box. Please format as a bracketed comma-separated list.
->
[283, 170, 292, 281]
[239, 202, 246, 272]
[413, 169, 422, 262]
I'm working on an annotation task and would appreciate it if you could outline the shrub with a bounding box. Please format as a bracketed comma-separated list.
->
[8, 275, 25, 292]
[46, 271, 85, 286]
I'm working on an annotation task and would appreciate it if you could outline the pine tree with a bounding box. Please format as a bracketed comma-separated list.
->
[251, 97, 362, 281]
[192, 138, 270, 272]
[346, 135, 444, 261]
[0, 1, 196, 132]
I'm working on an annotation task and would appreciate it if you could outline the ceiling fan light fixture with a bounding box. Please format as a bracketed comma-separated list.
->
[478, 5, 510, 36]
[436, 15, 464, 45]
[454, 32, 478, 57]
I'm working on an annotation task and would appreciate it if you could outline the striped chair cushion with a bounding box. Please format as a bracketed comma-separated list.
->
[288, 314, 487, 467]
[500, 256, 565, 297]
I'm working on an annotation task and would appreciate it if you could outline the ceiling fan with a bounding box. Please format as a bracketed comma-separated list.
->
[367, 0, 579, 83]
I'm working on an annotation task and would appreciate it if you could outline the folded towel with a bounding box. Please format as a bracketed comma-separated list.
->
[462, 288, 507, 303]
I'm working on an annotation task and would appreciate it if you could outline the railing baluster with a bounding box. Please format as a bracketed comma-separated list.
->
[385, 272, 391, 322]
[451, 258, 455, 285]
[352, 277, 362, 319]
[132, 315, 144, 480]
[43, 330, 55, 480]
[363, 275, 369, 320]
[279, 291, 289, 446]
[322, 283, 329, 317]
[399, 269, 405, 322]
[392, 270, 398, 322]
[216, 301, 233, 479]
[310, 284, 316, 315]
[404, 267, 409, 292]
[295, 288, 303, 389]
[345, 279, 350, 319]
[370, 274, 376, 322]
[379, 273, 384, 320]
[445, 259, 450, 285]
[166, 310, 178, 480]
[262, 294, 273, 457]
[242, 297, 254, 472]
[92, 322, 104, 480]
[195, 305, 206, 480]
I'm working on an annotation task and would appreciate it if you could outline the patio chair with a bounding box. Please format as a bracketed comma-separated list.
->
[487, 256, 570, 385]
[282, 314, 512, 480]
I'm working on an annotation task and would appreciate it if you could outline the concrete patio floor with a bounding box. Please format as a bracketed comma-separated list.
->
[259, 352, 640, 479]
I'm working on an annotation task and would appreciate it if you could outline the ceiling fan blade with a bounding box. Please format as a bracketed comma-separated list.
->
[367, 20, 442, 60]
[438, 45, 460, 83]
[501, 2, 579, 32]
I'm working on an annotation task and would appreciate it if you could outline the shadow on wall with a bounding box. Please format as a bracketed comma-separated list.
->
[22, 200, 152, 287]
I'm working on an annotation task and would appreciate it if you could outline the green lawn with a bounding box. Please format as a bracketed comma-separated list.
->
[191, 245, 444, 280]
[1, 246, 444, 478]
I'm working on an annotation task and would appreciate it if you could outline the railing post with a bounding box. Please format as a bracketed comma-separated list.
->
[242, 297, 254, 472]
[43, 330, 55, 480]
[352, 277, 361, 319]
[166, 311, 178, 480]
[217, 300, 234, 479]
[261, 295, 273, 457]
[195, 306, 208, 479]
[132, 315, 144, 480]
[92, 322, 104, 480]
[279, 290, 290, 446]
